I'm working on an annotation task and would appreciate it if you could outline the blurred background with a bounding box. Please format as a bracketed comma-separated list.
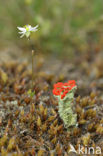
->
[0, 0, 103, 57]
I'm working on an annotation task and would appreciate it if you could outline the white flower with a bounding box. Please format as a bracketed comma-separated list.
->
[17, 24, 38, 38]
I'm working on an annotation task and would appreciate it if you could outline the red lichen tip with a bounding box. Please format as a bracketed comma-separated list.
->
[52, 80, 76, 99]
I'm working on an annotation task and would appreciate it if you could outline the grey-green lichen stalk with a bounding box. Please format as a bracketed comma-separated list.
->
[53, 80, 77, 129]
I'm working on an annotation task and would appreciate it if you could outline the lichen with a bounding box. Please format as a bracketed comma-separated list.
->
[53, 80, 77, 129]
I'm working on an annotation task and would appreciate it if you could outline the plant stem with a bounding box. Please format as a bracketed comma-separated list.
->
[32, 49, 34, 89]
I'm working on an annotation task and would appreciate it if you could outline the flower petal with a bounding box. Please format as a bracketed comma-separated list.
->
[30, 25, 39, 32]
[20, 34, 25, 38]
[18, 31, 25, 34]
[17, 27, 26, 32]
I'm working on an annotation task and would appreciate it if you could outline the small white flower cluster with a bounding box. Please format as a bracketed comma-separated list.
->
[17, 24, 38, 38]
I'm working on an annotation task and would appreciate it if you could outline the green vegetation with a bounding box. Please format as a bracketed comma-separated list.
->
[0, 0, 103, 55]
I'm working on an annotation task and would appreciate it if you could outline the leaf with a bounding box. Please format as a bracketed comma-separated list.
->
[27, 89, 35, 97]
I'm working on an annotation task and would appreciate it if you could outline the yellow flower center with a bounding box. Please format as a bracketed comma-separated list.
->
[26, 27, 29, 31]
[24, 25, 30, 31]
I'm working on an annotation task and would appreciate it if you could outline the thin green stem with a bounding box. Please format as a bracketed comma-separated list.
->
[32, 49, 34, 89]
